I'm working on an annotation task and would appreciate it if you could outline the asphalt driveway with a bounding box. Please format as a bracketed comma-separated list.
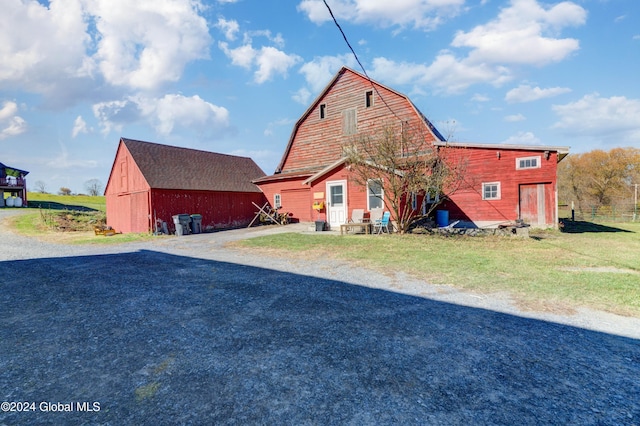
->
[0, 210, 639, 425]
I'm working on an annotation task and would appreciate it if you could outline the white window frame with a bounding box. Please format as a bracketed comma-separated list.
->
[516, 156, 541, 170]
[367, 179, 384, 210]
[482, 182, 501, 200]
[274, 193, 281, 209]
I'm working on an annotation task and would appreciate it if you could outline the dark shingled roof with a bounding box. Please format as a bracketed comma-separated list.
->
[122, 138, 265, 193]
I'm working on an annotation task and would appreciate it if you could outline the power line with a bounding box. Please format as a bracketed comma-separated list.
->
[322, 0, 406, 124]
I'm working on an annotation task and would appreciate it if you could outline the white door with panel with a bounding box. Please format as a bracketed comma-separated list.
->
[326, 181, 348, 230]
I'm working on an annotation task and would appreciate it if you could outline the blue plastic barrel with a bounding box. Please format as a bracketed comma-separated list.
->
[436, 210, 449, 227]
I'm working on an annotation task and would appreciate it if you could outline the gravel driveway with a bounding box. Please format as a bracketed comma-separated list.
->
[1, 209, 639, 425]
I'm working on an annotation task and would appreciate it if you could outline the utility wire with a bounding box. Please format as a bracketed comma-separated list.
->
[322, 0, 406, 124]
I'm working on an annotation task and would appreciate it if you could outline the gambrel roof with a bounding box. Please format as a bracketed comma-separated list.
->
[117, 138, 265, 192]
[272, 66, 445, 176]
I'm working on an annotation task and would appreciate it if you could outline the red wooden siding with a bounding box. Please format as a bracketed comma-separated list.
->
[151, 190, 266, 232]
[280, 69, 438, 174]
[439, 147, 559, 227]
[255, 67, 566, 229]
[106, 139, 266, 233]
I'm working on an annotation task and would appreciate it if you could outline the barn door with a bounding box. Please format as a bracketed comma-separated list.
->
[520, 184, 546, 226]
[326, 180, 347, 229]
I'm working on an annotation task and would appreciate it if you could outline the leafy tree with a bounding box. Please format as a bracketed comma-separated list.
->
[58, 187, 72, 196]
[84, 179, 103, 196]
[343, 124, 467, 234]
[34, 180, 48, 193]
[558, 147, 640, 214]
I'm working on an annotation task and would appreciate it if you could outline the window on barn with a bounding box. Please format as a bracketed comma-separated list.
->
[274, 194, 281, 209]
[516, 156, 541, 170]
[320, 104, 326, 119]
[342, 108, 357, 135]
[411, 192, 417, 210]
[365, 90, 373, 108]
[367, 179, 384, 210]
[482, 182, 501, 200]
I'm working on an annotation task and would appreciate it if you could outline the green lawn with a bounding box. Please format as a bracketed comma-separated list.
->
[26, 192, 106, 211]
[238, 222, 640, 317]
[7, 193, 155, 244]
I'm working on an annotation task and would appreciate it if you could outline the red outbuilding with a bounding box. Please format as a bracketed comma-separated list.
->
[254, 67, 569, 230]
[105, 138, 267, 234]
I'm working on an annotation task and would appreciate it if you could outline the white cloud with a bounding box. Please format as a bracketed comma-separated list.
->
[144, 94, 230, 135]
[0, 101, 27, 140]
[93, 94, 230, 136]
[219, 42, 301, 84]
[216, 17, 240, 41]
[502, 131, 541, 145]
[297, 0, 465, 31]
[371, 55, 512, 95]
[505, 84, 572, 103]
[452, 0, 586, 66]
[552, 94, 640, 143]
[92, 100, 141, 135]
[504, 113, 526, 122]
[88, 0, 211, 90]
[299, 55, 357, 93]
[0, 0, 212, 102]
[0, 0, 91, 94]
[254, 47, 301, 84]
[471, 94, 491, 102]
[364, 0, 586, 95]
[292, 87, 312, 106]
[72, 115, 89, 138]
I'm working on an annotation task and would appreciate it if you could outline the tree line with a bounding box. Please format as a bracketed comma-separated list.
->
[558, 147, 640, 216]
[32, 179, 104, 196]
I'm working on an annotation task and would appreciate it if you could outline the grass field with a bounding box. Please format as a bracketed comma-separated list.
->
[6, 193, 155, 244]
[26, 192, 106, 211]
[238, 221, 640, 317]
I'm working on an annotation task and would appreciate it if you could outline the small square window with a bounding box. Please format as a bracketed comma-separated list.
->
[482, 182, 501, 200]
[516, 156, 541, 170]
[365, 90, 373, 108]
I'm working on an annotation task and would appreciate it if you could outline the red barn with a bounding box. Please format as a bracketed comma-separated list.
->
[105, 138, 266, 234]
[255, 66, 569, 229]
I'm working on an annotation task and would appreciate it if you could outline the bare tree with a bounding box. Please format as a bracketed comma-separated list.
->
[84, 179, 104, 196]
[344, 123, 467, 234]
[34, 180, 48, 193]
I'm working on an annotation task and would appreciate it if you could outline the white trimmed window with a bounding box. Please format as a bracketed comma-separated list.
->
[482, 182, 501, 200]
[516, 156, 541, 170]
[274, 194, 281, 209]
[367, 179, 384, 210]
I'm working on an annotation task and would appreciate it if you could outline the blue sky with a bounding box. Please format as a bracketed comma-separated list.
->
[1, 0, 639, 194]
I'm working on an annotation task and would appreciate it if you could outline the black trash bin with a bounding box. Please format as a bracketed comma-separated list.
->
[190, 214, 202, 234]
[173, 214, 191, 236]
[315, 221, 326, 232]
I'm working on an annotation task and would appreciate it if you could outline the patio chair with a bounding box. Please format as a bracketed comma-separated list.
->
[369, 208, 383, 224]
[373, 211, 391, 234]
[349, 209, 365, 223]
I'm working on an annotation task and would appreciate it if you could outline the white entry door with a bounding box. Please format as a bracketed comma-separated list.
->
[326, 180, 347, 230]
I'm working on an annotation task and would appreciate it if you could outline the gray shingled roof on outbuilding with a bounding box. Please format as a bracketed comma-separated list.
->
[122, 138, 265, 193]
